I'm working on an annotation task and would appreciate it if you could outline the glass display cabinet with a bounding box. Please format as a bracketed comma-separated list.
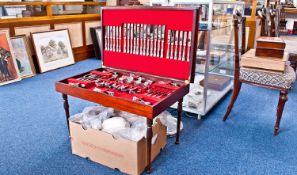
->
[0, 1, 106, 62]
[151, 0, 245, 119]
[0, 1, 105, 19]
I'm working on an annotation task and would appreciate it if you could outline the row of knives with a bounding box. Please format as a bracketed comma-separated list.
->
[123, 23, 165, 57]
[105, 26, 122, 52]
[104, 23, 192, 61]
[166, 30, 192, 61]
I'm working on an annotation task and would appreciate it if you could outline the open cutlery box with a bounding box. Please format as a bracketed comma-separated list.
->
[55, 7, 200, 118]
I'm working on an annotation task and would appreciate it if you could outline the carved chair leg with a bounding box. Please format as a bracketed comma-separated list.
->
[146, 119, 153, 173]
[62, 94, 70, 135]
[223, 81, 242, 121]
[274, 90, 288, 136]
[175, 98, 183, 144]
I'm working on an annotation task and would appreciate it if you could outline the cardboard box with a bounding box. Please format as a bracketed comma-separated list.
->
[240, 49, 288, 72]
[69, 119, 167, 175]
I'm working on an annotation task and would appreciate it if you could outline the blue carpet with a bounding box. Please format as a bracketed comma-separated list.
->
[1, 58, 297, 175]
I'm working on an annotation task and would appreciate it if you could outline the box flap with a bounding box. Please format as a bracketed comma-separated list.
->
[101, 7, 200, 82]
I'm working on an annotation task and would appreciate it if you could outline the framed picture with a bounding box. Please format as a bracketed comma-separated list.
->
[31, 29, 75, 73]
[0, 32, 21, 86]
[90, 26, 102, 59]
[10, 35, 36, 78]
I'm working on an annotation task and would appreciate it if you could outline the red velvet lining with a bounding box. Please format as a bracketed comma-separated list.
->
[102, 8, 195, 80]
[66, 68, 187, 105]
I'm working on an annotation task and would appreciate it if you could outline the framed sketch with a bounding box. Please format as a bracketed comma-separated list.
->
[10, 35, 36, 78]
[31, 29, 75, 73]
[90, 26, 102, 59]
[0, 32, 21, 86]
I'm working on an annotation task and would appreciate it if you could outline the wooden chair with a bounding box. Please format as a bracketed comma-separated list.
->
[258, 9, 268, 37]
[222, 13, 296, 136]
[258, 7, 277, 37]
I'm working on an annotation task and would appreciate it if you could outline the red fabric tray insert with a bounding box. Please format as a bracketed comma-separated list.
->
[102, 8, 196, 80]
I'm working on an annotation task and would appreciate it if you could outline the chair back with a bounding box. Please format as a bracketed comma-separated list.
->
[258, 7, 279, 37]
[258, 9, 267, 36]
[233, 11, 246, 79]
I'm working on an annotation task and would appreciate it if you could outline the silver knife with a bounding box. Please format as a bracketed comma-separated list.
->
[127, 24, 130, 53]
[105, 26, 109, 51]
[136, 24, 140, 54]
[187, 31, 192, 62]
[156, 25, 162, 57]
[123, 24, 127, 53]
[130, 24, 134, 54]
[166, 29, 171, 59]
[160, 25, 165, 58]
[139, 24, 143, 55]
[114, 26, 117, 51]
[112, 26, 116, 52]
[108, 26, 112, 51]
[174, 30, 179, 60]
[150, 25, 154, 56]
[170, 30, 175, 59]
[115, 26, 119, 52]
[178, 31, 183, 60]
[182, 31, 187, 61]
[153, 25, 158, 57]
[143, 24, 147, 55]
[118, 26, 122, 52]
[146, 25, 151, 56]
[133, 24, 137, 54]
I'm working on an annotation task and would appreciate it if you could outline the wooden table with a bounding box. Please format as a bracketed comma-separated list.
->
[55, 68, 188, 173]
[55, 7, 200, 173]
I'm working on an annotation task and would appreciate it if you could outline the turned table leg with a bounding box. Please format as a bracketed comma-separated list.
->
[146, 119, 153, 173]
[62, 94, 70, 134]
[175, 98, 183, 144]
[274, 90, 288, 136]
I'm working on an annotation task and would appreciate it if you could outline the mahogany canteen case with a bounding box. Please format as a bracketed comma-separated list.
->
[55, 7, 200, 119]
